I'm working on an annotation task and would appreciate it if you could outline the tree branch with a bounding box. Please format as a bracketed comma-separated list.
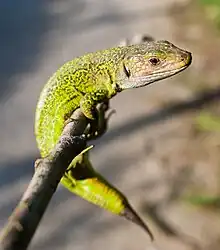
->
[0, 109, 88, 250]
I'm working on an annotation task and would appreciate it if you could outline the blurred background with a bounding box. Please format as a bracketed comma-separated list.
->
[1, 0, 220, 249]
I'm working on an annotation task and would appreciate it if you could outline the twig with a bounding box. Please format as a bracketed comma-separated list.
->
[0, 109, 88, 250]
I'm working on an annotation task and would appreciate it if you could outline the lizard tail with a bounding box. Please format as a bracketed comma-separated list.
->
[121, 202, 154, 241]
[61, 149, 154, 240]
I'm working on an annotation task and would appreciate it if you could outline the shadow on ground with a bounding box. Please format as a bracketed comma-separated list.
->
[97, 86, 220, 146]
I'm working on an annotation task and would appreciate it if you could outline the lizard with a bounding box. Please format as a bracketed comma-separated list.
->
[35, 40, 192, 240]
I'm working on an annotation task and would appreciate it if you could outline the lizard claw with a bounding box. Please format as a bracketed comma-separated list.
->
[106, 108, 116, 121]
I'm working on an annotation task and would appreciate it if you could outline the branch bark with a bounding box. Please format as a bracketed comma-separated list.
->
[0, 109, 88, 250]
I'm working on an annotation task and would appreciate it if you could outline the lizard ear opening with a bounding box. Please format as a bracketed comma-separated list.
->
[123, 63, 130, 78]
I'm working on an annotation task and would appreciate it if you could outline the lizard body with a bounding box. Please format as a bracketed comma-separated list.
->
[35, 40, 192, 240]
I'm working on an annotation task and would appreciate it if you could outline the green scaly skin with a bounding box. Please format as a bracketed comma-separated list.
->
[35, 40, 192, 240]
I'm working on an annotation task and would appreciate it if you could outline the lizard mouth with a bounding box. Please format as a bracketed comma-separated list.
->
[150, 64, 190, 79]
[132, 64, 189, 85]
[121, 64, 190, 90]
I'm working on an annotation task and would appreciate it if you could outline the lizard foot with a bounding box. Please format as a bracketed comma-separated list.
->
[85, 100, 115, 140]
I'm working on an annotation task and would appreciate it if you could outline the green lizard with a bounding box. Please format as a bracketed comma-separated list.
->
[35, 40, 192, 240]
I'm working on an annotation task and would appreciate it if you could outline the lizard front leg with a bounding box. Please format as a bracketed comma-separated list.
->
[80, 87, 111, 139]
[84, 100, 115, 140]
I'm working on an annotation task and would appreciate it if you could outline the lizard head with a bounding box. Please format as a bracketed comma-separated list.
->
[116, 40, 192, 90]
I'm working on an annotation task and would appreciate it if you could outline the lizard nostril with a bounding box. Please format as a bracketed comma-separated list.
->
[182, 52, 192, 65]
[180, 55, 186, 62]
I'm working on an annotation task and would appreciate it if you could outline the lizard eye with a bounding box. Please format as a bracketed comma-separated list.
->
[149, 57, 160, 66]
[123, 64, 130, 78]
